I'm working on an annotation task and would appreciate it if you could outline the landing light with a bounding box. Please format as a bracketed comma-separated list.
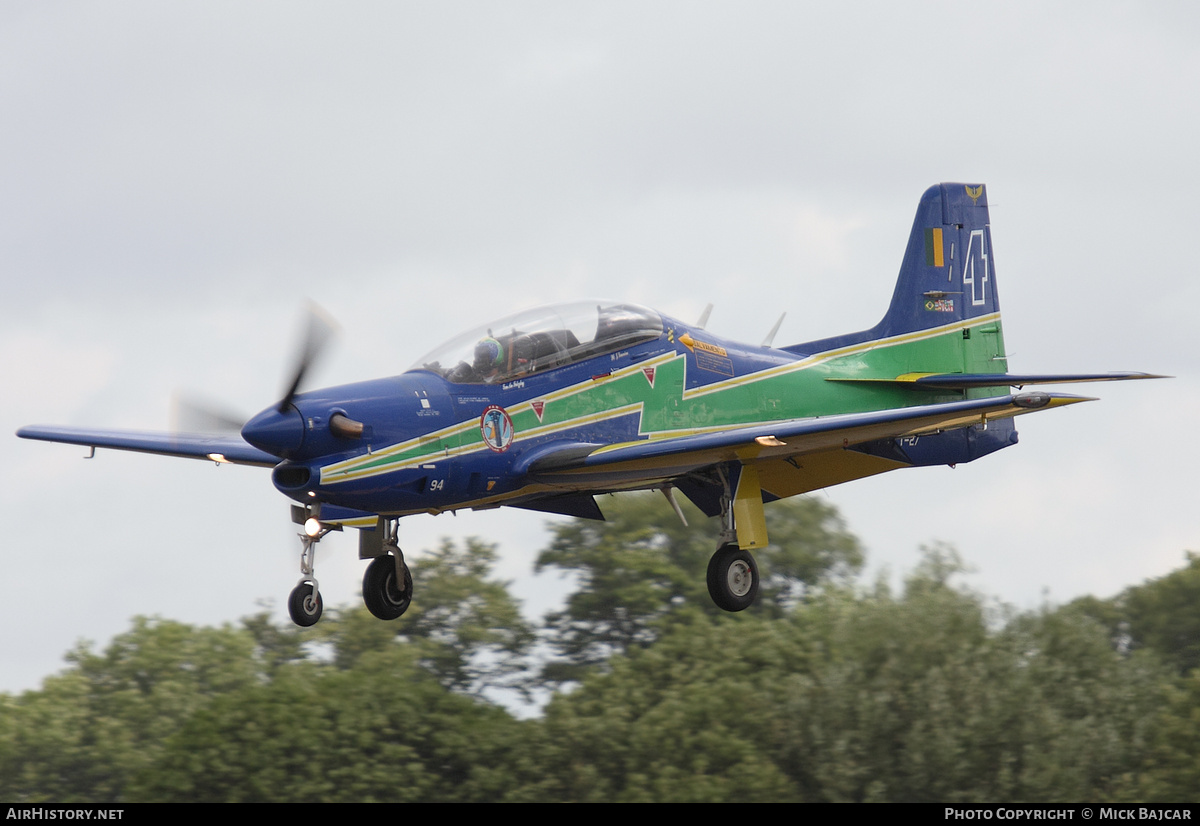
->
[1013, 392, 1051, 409]
[304, 517, 323, 537]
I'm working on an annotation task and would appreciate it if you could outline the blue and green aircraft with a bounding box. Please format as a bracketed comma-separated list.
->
[18, 183, 1160, 626]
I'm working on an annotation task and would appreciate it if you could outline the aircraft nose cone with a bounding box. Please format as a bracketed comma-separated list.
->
[242, 405, 305, 458]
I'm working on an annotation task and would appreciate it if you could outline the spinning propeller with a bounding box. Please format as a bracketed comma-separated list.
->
[170, 393, 248, 435]
[170, 302, 341, 443]
[231, 303, 343, 460]
[277, 302, 339, 413]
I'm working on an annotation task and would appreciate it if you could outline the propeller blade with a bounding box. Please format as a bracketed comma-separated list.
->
[278, 302, 339, 412]
[170, 392, 247, 434]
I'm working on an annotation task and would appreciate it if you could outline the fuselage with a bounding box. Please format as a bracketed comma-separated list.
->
[240, 301, 1013, 523]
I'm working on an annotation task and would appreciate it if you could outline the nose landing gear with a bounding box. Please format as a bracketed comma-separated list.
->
[288, 526, 328, 627]
[282, 511, 417, 627]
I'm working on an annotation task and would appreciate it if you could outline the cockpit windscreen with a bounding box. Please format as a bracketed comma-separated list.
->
[411, 301, 663, 384]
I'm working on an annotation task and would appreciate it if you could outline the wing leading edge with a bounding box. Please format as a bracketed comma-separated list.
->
[827, 371, 1166, 389]
[16, 425, 278, 467]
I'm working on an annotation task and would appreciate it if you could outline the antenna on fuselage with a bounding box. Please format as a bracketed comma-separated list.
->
[660, 486, 688, 527]
[696, 304, 713, 329]
[761, 312, 787, 347]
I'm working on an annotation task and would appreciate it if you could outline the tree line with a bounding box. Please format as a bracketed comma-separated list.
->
[1, 494, 1197, 802]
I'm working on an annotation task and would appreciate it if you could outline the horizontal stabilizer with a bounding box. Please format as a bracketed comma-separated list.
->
[828, 372, 1166, 389]
[16, 425, 278, 467]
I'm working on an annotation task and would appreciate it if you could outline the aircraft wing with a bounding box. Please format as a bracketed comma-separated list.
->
[16, 425, 279, 467]
[527, 392, 1090, 483]
[828, 371, 1166, 389]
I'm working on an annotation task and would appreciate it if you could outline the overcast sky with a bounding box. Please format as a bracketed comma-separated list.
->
[3, 1, 1197, 694]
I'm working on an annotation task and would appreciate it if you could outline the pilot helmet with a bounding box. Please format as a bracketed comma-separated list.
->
[474, 337, 505, 371]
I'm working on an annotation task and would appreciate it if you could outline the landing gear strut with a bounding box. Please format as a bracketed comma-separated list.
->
[362, 518, 413, 621]
[705, 465, 764, 613]
[288, 526, 328, 627]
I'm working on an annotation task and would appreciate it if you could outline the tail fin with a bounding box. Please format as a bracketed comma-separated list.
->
[786, 182, 1006, 372]
[877, 182, 1000, 337]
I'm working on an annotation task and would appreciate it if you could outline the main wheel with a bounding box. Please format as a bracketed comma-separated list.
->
[706, 544, 760, 612]
[363, 554, 413, 620]
[288, 582, 323, 627]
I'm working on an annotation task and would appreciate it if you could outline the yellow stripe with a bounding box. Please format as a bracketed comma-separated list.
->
[684, 313, 1001, 399]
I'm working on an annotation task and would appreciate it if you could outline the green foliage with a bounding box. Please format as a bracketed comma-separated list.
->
[1126, 669, 1200, 801]
[536, 491, 862, 678]
[403, 537, 535, 693]
[1066, 552, 1200, 801]
[0, 612, 532, 803]
[0, 618, 260, 802]
[516, 611, 807, 802]
[781, 588, 1163, 802]
[0, 537, 534, 803]
[129, 646, 526, 802]
[1120, 551, 1200, 675]
[523, 546, 1171, 802]
[1071, 551, 1200, 676]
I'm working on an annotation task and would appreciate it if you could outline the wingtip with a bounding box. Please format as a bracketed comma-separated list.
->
[1045, 394, 1099, 407]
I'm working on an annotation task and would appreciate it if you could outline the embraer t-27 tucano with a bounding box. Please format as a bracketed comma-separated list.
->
[19, 183, 1160, 626]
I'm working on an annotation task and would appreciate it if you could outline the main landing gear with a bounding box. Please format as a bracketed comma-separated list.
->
[707, 544, 759, 612]
[362, 518, 413, 621]
[702, 465, 766, 613]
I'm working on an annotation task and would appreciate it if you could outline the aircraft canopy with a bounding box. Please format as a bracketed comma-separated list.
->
[412, 300, 663, 384]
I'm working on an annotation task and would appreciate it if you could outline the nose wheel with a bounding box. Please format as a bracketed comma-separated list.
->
[288, 581, 323, 627]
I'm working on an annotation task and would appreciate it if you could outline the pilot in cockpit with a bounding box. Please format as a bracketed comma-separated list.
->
[448, 336, 505, 383]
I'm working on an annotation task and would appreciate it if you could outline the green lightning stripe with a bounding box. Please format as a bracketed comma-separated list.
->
[681, 313, 1001, 401]
[319, 353, 677, 485]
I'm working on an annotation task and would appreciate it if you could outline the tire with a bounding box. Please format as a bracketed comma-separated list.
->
[706, 544, 760, 612]
[363, 554, 413, 620]
[288, 582, 323, 627]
